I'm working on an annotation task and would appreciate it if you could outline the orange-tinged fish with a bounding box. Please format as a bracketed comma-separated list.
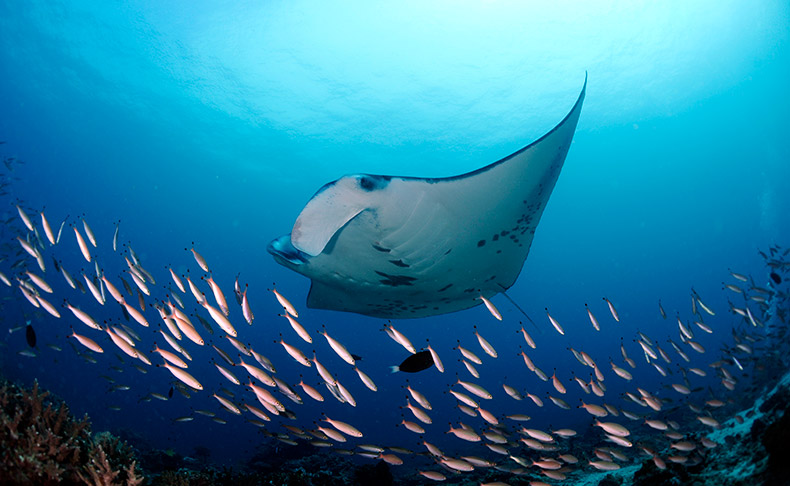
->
[426, 344, 444, 373]
[242, 287, 254, 325]
[585, 303, 600, 331]
[69, 330, 103, 353]
[457, 344, 482, 364]
[323, 417, 363, 437]
[82, 274, 105, 305]
[152, 344, 187, 368]
[40, 212, 55, 245]
[106, 328, 137, 358]
[405, 399, 432, 424]
[503, 384, 522, 400]
[520, 326, 536, 348]
[161, 362, 202, 389]
[526, 392, 544, 407]
[282, 314, 313, 344]
[35, 295, 60, 318]
[224, 335, 250, 356]
[297, 379, 324, 402]
[311, 354, 336, 384]
[279, 339, 310, 367]
[477, 407, 499, 425]
[169, 268, 185, 293]
[551, 371, 567, 394]
[603, 297, 619, 322]
[355, 367, 377, 391]
[335, 380, 356, 407]
[406, 385, 432, 410]
[580, 402, 608, 417]
[545, 308, 564, 335]
[386, 323, 415, 354]
[186, 275, 206, 304]
[204, 276, 229, 316]
[594, 420, 630, 437]
[81, 218, 97, 247]
[522, 428, 553, 443]
[244, 403, 271, 422]
[463, 360, 480, 378]
[417, 470, 445, 481]
[447, 425, 481, 442]
[160, 331, 191, 361]
[449, 390, 478, 408]
[479, 295, 502, 321]
[189, 246, 210, 272]
[610, 361, 632, 381]
[65, 303, 102, 330]
[238, 358, 275, 386]
[73, 227, 91, 262]
[201, 300, 236, 336]
[16, 205, 34, 231]
[101, 276, 124, 304]
[271, 287, 298, 317]
[474, 328, 497, 358]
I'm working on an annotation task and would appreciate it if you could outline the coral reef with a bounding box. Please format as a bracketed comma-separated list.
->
[0, 379, 143, 485]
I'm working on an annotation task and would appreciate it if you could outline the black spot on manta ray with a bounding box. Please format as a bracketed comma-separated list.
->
[389, 259, 410, 268]
[372, 244, 391, 253]
[358, 174, 391, 191]
[375, 270, 417, 287]
[492, 234, 499, 241]
[477, 240, 486, 247]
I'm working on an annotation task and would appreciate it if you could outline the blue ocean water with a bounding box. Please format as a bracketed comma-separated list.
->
[1, 0, 789, 480]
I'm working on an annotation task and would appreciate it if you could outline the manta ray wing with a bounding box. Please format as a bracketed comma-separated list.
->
[269, 74, 587, 319]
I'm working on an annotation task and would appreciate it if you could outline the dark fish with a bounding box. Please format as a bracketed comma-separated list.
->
[52, 257, 61, 272]
[195, 314, 214, 335]
[25, 324, 36, 348]
[234, 273, 243, 306]
[74, 278, 86, 294]
[770, 272, 781, 285]
[119, 276, 134, 296]
[168, 387, 174, 398]
[391, 350, 433, 373]
[120, 304, 131, 322]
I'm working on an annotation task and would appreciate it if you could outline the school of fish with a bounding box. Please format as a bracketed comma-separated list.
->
[1, 153, 789, 485]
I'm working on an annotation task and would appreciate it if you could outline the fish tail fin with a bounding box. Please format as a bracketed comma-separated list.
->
[389, 366, 400, 374]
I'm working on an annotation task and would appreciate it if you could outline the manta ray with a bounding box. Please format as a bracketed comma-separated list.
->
[268, 75, 586, 319]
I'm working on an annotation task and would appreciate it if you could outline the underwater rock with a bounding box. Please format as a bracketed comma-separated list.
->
[597, 473, 623, 486]
[633, 461, 690, 486]
[353, 460, 392, 486]
[761, 404, 790, 486]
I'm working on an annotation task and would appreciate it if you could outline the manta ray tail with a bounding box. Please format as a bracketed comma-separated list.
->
[498, 285, 542, 334]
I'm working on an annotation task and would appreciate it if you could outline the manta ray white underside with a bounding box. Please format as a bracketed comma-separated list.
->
[269, 75, 587, 319]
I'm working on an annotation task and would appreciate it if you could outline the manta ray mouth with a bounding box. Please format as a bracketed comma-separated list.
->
[267, 235, 309, 266]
